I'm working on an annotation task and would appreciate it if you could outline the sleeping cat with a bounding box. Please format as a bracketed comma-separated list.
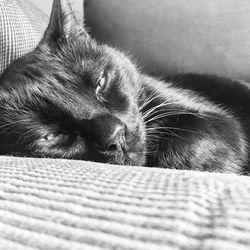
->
[0, 0, 250, 175]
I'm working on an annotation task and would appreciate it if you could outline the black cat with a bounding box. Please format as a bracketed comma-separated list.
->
[0, 0, 249, 175]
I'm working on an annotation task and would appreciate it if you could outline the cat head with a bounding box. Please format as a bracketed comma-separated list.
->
[0, 0, 146, 165]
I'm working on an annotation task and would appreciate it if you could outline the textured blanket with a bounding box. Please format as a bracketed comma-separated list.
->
[0, 156, 250, 250]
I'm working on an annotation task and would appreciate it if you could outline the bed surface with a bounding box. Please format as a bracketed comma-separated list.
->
[0, 156, 249, 250]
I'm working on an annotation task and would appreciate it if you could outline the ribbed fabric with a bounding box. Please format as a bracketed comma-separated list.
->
[0, 0, 48, 75]
[0, 156, 249, 250]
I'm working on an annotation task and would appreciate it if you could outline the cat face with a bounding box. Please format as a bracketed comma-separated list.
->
[0, 0, 146, 165]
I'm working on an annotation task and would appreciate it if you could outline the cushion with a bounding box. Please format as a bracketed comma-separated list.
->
[85, 0, 250, 80]
[0, 156, 250, 249]
[0, 0, 48, 75]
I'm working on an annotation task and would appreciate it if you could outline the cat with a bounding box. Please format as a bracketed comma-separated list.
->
[0, 0, 250, 175]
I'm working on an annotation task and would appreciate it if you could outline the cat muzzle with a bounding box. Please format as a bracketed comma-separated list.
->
[91, 114, 127, 155]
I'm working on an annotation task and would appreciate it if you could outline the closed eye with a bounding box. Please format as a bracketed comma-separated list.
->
[39, 132, 63, 142]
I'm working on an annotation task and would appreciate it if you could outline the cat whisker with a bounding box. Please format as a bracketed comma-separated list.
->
[141, 100, 180, 119]
[143, 111, 199, 124]
[147, 125, 203, 142]
[148, 131, 184, 140]
[146, 127, 179, 137]
[147, 125, 187, 132]
[16, 126, 40, 144]
[142, 105, 203, 122]
[0, 119, 32, 130]
[163, 126, 202, 135]
[139, 92, 160, 110]
[145, 110, 225, 124]
[140, 96, 226, 123]
[146, 124, 202, 139]
[146, 128, 184, 139]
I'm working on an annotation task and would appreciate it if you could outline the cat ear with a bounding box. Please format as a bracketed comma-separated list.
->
[41, 0, 88, 45]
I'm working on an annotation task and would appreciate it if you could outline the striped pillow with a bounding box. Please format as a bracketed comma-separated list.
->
[0, 0, 48, 75]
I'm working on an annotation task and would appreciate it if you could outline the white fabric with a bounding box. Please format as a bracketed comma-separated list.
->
[0, 156, 250, 250]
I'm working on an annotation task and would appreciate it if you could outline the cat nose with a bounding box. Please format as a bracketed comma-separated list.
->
[91, 114, 126, 152]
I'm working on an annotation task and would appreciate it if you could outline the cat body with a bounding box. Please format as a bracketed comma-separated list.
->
[0, 0, 249, 175]
[143, 74, 249, 174]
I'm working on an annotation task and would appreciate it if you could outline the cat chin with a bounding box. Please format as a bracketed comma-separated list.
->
[125, 153, 146, 166]
[109, 155, 145, 166]
[95, 147, 146, 166]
